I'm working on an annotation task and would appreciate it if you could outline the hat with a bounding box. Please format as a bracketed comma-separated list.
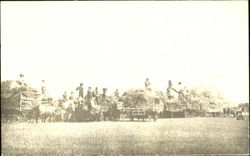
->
[19, 73, 24, 77]
[80, 83, 83, 85]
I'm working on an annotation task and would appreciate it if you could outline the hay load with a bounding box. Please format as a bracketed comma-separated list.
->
[1, 80, 39, 110]
[188, 85, 231, 112]
[121, 88, 165, 109]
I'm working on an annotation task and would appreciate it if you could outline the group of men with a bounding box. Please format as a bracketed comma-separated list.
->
[145, 78, 189, 101]
[17, 74, 48, 98]
[61, 83, 120, 103]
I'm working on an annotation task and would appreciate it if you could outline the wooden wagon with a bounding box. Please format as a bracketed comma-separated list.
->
[120, 107, 158, 121]
[1, 90, 53, 123]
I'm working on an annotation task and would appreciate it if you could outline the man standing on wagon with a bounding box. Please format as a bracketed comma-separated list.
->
[76, 83, 84, 98]
[18, 73, 25, 86]
[176, 82, 185, 100]
[145, 78, 151, 90]
[102, 88, 107, 98]
[41, 80, 47, 98]
[114, 89, 120, 98]
[62, 91, 68, 102]
[17, 73, 29, 94]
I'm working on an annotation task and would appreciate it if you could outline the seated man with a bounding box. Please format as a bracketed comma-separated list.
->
[17, 73, 28, 92]
[17, 73, 25, 86]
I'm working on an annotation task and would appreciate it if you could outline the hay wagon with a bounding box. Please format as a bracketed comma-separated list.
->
[120, 106, 159, 121]
[120, 108, 147, 121]
[1, 90, 53, 122]
[161, 99, 191, 118]
[19, 92, 53, 120]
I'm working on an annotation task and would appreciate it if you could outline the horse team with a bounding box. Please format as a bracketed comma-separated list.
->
[27, 96, 158, 124]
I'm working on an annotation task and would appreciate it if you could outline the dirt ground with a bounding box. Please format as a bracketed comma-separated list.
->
[1, 118, 249, 155]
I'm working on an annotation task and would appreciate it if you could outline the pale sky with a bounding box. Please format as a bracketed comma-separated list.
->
[1, 1, 248, 104]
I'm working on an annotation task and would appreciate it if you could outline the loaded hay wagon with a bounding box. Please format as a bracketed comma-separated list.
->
[161, 99, 185, 118]
[120, 107, 147, 121]
[120, 105, 160, 122]
[161, 98, 201, 118]
[1, 80, 53, 123]
[119, 89, 164, 121]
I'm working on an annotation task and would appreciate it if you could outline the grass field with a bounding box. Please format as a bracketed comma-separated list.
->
[1, 118, 249, 155]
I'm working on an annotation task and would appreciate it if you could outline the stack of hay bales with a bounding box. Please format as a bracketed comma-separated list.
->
[121, 88, 165, 110]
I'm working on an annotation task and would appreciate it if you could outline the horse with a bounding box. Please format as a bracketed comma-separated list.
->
[1, 109, 23, 123]
[60, 100, 77, 122]
[102, 104, 121, 121]
[88, 97, 102, 121]
[145, 109, 158, 121]
[97, 96, 122, 121]
[74, 97, 92, 122]
[72, 96, 103, 122]
[30, 104, 61, 123]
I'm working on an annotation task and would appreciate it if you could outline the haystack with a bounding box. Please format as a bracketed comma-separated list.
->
[121, 88, 165, 109]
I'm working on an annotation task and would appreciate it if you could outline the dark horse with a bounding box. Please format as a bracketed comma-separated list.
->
[102, 104, 121, 121]
[1, 109, 23, 123]
[74, 97, 102, 122]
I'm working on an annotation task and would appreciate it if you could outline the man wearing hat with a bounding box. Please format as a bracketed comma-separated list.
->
[94, 87, 99, 96]
[168, 80, 172, 89]
[76, 83, 84, 98]
[102, 88, 107, 98]
[86, 87, 93, 100]
[93, 87, 100, 104]
[18, 73, 25, 86]
[145, 78, 151, 90]
[62, 91, 68, 102]
[176, 82, 185, 100]
[69, 91, 75, 101]
[166, 80, 173, 99]
[114, 89, 120, 98]
[41, 80, 47, 97]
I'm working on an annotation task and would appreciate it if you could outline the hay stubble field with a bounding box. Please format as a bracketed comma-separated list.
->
[1, 118, 249, 155]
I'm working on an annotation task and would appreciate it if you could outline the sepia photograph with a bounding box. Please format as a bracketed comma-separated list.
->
[1, 1, 249, 155]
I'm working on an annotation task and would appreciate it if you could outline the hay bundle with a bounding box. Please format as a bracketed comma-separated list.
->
[121, 88, 165, 109]
[1, 80, 39, 110]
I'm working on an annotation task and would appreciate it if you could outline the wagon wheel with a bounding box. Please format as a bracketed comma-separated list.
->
[1, 115, 7, 124]
[18, 111, 27, 122]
